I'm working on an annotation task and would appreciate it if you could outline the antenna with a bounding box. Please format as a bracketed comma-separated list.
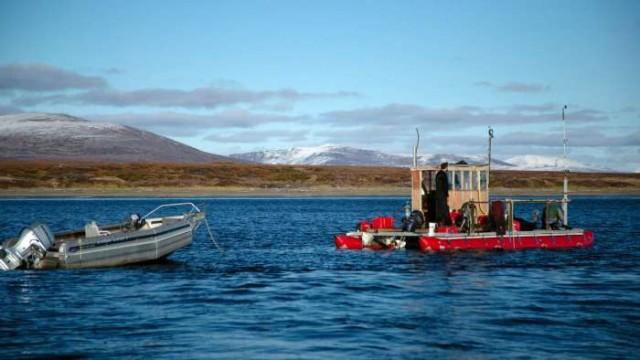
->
[563, 105, 568, 169]
[488, 126, 494, 190]
[413, 128, 420, 168]
[488, 126, 494, 169]
[562, 105, 569, 227]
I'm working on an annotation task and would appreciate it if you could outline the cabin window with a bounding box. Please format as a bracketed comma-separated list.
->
[421, 176, 430, 193]
[447, 172, 452, 189]
[480, 171, 488, 190]
[462, 171, 470, 190]
[430, 171, 436, 190]
[454, 171, 461, 190]
[472, 171, 478, 190]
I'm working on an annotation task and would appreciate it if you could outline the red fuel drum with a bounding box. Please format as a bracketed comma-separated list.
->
[371, 216, 394, 229]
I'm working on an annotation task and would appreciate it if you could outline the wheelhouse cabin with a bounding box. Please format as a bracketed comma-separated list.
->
[411, 163, 490, 220]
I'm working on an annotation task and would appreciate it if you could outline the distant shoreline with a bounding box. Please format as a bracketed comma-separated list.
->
[1, 161, 639, 198]
[1, 186, 638, 198]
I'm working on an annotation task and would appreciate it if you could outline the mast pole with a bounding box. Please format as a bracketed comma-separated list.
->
[488, 126, 494, 187]
[562, 105, 569, 226]
[413, 128, 420, 168]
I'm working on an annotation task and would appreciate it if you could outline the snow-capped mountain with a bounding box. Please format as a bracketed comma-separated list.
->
[504, 155, 609, 172]
[231, 144, 605, 172]
[231, 145, 414, 166]
[426, 154, 515, 168]
[0, 113, 231, 163]
[231, 145, 507, 167]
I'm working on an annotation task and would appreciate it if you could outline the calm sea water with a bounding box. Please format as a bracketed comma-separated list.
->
[1, 196, 639, 359]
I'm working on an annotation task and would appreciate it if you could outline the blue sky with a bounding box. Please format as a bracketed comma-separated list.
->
[1, 0, 638, 170]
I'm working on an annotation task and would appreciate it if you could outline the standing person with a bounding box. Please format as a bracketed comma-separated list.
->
[435, 162, 451, 226]
[543, 203, 565, 230]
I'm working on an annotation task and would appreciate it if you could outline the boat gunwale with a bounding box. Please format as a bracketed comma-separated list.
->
[62, 220, 193, 253]
[346, 228, 588, 239]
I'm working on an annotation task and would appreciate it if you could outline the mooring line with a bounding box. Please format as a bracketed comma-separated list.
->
[203, 217, 224, 254]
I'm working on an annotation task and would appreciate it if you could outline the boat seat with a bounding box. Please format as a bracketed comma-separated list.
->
[84, 221, 110, 238]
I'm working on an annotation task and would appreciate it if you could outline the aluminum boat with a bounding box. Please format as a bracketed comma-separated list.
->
[0, 202, 205, 270]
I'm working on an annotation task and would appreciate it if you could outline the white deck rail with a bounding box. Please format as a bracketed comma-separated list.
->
[141, 202, 202, 220]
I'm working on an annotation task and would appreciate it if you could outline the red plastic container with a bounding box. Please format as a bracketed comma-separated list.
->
[513, 219, 521, 231]
[450, 210, 461, 225]
[372, 216, 394, 229]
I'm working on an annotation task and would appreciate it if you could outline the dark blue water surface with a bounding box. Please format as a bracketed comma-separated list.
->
[1, 196, 639, 359]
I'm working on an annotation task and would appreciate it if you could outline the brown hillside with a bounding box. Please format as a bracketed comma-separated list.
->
[0, 161, 638, 194]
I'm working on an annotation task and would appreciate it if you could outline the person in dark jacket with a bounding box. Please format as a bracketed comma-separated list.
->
[434, 162, 451, 225]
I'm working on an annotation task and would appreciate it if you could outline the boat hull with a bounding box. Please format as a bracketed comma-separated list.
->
[37, 220, 196, 269]
[336, 230, 594, 252]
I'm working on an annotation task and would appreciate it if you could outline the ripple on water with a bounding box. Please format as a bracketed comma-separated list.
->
[0, 196, 639, 359]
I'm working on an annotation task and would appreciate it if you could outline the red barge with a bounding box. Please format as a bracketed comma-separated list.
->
[336, 126, 594, 252]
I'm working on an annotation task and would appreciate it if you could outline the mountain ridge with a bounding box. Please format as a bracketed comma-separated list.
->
[0, 112, 232, 163]
[231, 144, 608, 172]
[0, 113, 612, 171]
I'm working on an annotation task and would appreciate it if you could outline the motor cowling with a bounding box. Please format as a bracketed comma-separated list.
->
[128, 213, 143, 230]
[0, 224, 55, 271]
[402, 210, 425, 232]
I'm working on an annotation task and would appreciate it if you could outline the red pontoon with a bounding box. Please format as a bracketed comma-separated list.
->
[335, 127, 594, 252]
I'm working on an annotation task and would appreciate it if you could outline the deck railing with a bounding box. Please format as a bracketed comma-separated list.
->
[141, 202, 202, 220]
[461, 198, 569, 233]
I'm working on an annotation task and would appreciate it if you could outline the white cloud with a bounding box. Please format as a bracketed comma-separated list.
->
[0, 63, 107, 91]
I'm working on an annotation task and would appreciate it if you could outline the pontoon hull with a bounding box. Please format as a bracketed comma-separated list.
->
[335, 230, 594, 252]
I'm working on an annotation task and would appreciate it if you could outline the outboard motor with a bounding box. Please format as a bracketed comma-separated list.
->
[402, 210, 425, 232]
[128, 213, 143, 230]
[0, 224, 55, 271]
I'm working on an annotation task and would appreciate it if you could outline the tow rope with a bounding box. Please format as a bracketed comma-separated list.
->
[203, 217, 224, 254]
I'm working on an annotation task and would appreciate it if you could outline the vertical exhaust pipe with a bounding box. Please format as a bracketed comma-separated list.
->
[413, 128, 420, 168]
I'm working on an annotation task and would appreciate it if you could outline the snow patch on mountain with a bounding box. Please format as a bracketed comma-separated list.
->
[232, 144, 413, 166]
[231, 145, 499, 167]
[504, 155, 606, 172]
[1, 112, 127, 137]
[231, 144, 607, 172]
[0, 112, 231, 163]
